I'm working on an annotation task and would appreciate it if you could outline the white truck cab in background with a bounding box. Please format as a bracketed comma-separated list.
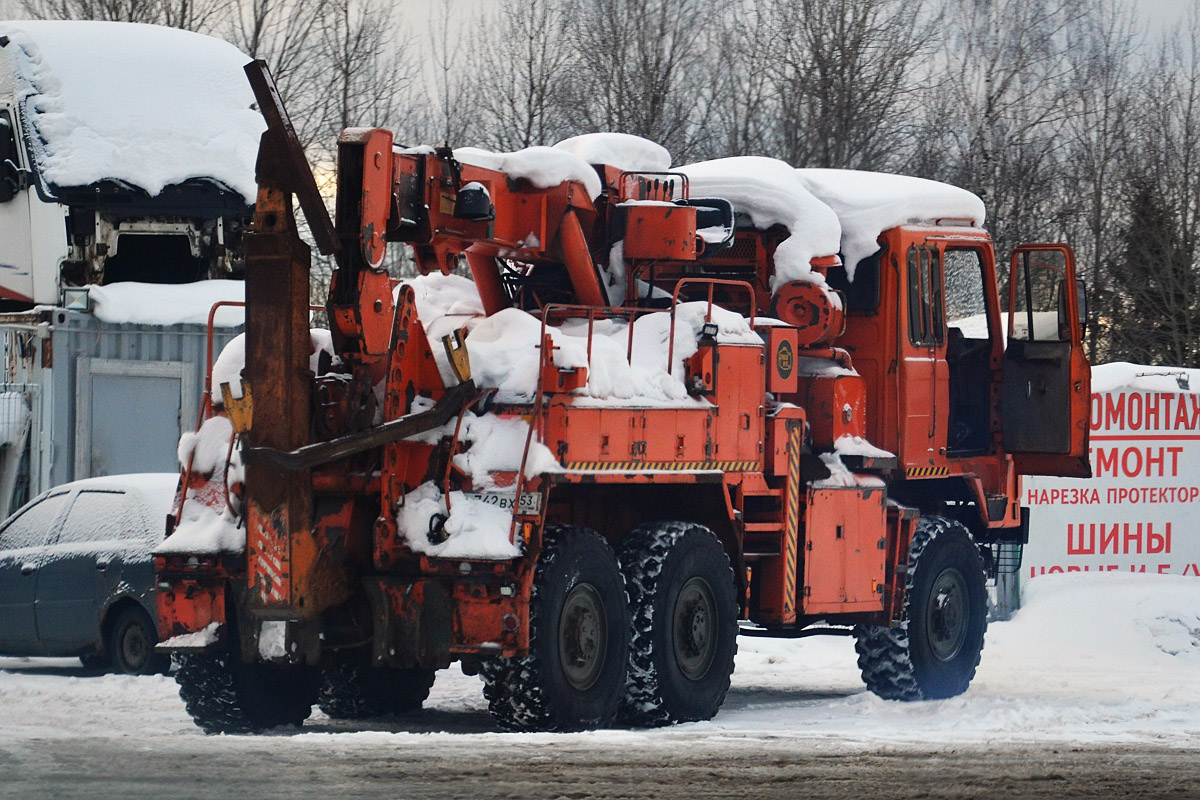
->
[0, 20, 260, 516]
[0, 20, 262, 308]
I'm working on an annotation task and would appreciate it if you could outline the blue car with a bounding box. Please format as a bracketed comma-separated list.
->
[0, 474, 178, 674]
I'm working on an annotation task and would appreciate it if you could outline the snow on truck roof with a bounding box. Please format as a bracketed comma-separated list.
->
[553, 132, 671, 173]
[0, 20, 263, 202]
[795, 168, 986, 279]
[678, 156, 842, 292]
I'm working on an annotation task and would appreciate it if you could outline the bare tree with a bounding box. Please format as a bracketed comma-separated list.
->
[914, 0, 1084, 261]
[417, 0, 477, 146]
[1057, 2, 1142, 360]
[759, 0, 932, 170]
[20, 0, 223, 30]
[1106, 14, 1200, 366]
[466, 0, 575, 151]
[562, 0, 719, 162]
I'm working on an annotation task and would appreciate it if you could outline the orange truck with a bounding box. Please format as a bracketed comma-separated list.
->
[154, 64, 1091, 733]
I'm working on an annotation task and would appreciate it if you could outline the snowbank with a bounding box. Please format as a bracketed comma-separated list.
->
[1091, 362, 1200, 394]
[678, 157, 842, 293]
[0, 21, 263, 201]
[88, 280, 245, 327]
[3, 573, 1199, 751]
[553, 132, 671, 173]
[795, 169, 985, 280]
[454, 145, 602, 200]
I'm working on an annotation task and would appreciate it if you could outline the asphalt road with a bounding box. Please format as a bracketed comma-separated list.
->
[3, 729, 1198, 800]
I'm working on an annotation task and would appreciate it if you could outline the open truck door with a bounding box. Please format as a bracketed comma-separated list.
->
[1000, 244, 1091, 478]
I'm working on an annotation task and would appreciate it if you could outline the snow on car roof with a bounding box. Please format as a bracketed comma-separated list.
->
[794, 168, 986, 280]
[0, 20, 263, 202]
[36, 473, 178, 525]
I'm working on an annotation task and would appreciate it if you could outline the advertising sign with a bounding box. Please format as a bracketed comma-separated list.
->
[1023, 365, 1200, 580]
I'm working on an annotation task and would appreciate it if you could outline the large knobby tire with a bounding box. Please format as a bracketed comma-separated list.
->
[619, 522, 739, 726]
[176, 651, 317, 734]
[481, 525, 629, 731]
[854, 516, 987, 701]
[318, 662, 436, 719]
[109, 606, 170, 676]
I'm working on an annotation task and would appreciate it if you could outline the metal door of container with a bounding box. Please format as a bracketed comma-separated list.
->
[74, 359, 193, 479]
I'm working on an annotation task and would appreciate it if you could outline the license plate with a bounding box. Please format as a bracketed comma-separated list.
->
[461, 491, 542, 515]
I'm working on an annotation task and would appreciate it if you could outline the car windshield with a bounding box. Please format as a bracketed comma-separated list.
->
[56, 490, 147, 545]
[0, 492, 71, 550]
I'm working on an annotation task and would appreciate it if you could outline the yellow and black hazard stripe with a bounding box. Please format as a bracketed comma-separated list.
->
[781, 419, 802, 623]
[905, 466, 952, 478]
[563, 460, 761, 472]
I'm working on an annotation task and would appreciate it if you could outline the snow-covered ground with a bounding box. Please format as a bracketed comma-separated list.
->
[1, 573, 1196, 751]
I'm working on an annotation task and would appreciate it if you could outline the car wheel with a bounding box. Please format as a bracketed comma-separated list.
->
[109, 606, 169, 676]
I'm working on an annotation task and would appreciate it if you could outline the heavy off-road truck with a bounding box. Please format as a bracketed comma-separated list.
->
[154, 63, 1091, 733]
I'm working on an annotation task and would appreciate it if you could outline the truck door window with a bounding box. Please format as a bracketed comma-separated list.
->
[0, 111, 21, 203]
[944, 248, 989, 337]
[906, 245, 943, 347]
[1011, 249, 1069, 341]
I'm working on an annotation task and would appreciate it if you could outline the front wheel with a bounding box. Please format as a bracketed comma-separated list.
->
[481, 525, 629, 731]
[855, 516, 987, 700]
[108, 606, 169, 676]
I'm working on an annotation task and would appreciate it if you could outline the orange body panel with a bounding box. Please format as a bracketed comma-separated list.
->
[801, 486, 887, 615]
[623, 204, 700, 260]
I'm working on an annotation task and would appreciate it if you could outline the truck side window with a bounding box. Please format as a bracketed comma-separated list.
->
[1012, 249, 1069, 342]
[0, 111, 21, 203]
[906, 245, 943, 347]
[826, 248, 882, 313]
[944, 248, 989, 338]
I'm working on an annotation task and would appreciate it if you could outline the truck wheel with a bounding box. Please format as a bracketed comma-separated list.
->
[855, 516, 987, 700]
[481, 525, 629, 731]
[109, 606, 169, 676]
[318, 662, 436, 719]
[618, 522, 738, 726]
[176, 652, 317, 734]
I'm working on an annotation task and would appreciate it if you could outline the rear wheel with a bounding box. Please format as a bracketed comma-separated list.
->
[855, 516, 987, 700]
[619, 522, 739, 726]
[482, 525, 629, 731]
[318, 662, 436, 719]
[108, 606, 169, 676]
[176, 652, 317, 734]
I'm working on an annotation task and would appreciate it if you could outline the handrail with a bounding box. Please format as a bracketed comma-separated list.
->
[666, 278, 757, 374]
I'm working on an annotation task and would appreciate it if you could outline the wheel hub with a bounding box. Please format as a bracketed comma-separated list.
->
[926, 567, 969, 661]
[559, 583, 607, 691]
[122, 624, 148, 669]
[673, 577, 718, 680]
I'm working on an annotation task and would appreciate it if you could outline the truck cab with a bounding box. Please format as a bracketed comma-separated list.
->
[829, 224, 1091, 538]
[0, 21, 261, 309]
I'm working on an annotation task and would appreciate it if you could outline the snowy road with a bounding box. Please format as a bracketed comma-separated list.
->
[2, 574, 1198, 798]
